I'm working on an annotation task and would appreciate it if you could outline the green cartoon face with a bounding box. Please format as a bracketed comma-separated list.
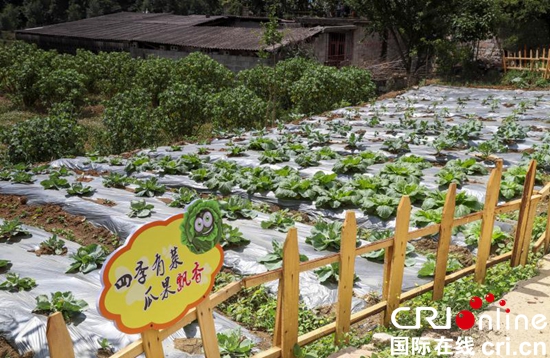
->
[181, 200, 222, 254]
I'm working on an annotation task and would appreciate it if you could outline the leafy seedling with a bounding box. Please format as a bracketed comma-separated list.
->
[38, 235, 67, 255]
[102, 172, 131, 188]
[0, 219, 30, 240]
[10, 170, 35, 184]
[135, 177, 166, 197]
[219, 196, 258, 220]
[260, 211, 295, 232]
[418, 253, 463, 277]
[66, 182, 95, 196]
[128, 199, 154, 218]
[306, 220, 353, 251]
[169, 187, 199, 208]
[40, 173, 70, 190]
[257, 240, 308, 270]
[295, 152, 321, 167]
[0, 273, 37, 292]
[315, 263, 359, 284]
[66, 243, 107, 274]
[218, 329, 255, 358]
[34, 291, 88, 322]
[221, 224, 250, 248]
[0, 259, 11, 270]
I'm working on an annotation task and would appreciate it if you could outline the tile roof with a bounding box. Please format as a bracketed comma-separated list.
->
[17, 12, 323, 51]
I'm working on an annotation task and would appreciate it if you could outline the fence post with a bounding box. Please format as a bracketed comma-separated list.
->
[502, 50, 507, 73]
[519, 194, 542, 265]
[273, 281, 283, 347]
[47, 312, 75, 358]
[335, 211, 357, 345]
[475, 160, 503, 283]
[141, 329, 164, 358]
[432, 183, 456, 300]
[383, 196, 411, 327]
[281, 228, 300, 358]
[511, 160, 537, 267]
[545, 202, 550, 254]
[196, 296, 221, 358]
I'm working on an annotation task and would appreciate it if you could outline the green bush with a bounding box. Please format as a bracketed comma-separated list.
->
[238, 65, 275, 102]
[174, 52, 234, 92]
[133, 57, 175, 107]
[155, 83, 209, 140]
[1, 114, 85, 163]
[208, 85, 267, 129]
[290, 65, 375, 114]
[36, 69, 86, 108]
[102, 89, 160, 154]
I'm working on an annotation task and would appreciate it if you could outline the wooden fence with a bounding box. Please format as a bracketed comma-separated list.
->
[502, 48, 550, 78]
[46, 159, 550, 358]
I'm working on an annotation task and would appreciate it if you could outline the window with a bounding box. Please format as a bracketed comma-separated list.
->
[327, 33, 346, 66]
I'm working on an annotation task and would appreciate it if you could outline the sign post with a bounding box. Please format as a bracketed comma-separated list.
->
[98, 200, 224, 357]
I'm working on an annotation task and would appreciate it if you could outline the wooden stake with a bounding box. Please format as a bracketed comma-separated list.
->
[520, 195, 542, 265]
[273, 280, 283, 347]
[383, 196, 411, 327]
[380, 233, 393, 325]
[47, 312, 75, 358]
[475, 160, 503, 283]
[141, 329, 164, 358]
[545, 201, 550, 254]
[335, 211, 357, 344]
[196, 296, 220, 358]
[511, 160, 537, 267]
[433, 183, 456, 300]
[281, 228, 300, 358]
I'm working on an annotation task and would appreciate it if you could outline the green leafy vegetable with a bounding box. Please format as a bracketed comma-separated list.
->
[66, 243, 108, 274]
[34, 291, 88, 321]
[127, 199, 154, 218]
[261, 211, 295, 232]
[0, 273, 37, 292]
[258, 240, 308, 270]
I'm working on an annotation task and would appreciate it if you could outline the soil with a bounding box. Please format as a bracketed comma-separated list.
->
[412, 238, 475, 267]
[377, 90, 406, 100]
[0, 194, 120, 252]
[97, 348, 113, 358]
[82, 198, 117, 207]
[73, 169, 108, 177]
[31, 245, 68, 256]
[173, 338, 203, 355]
[0, 336, 33, 358]
[75, 176, 94, 182]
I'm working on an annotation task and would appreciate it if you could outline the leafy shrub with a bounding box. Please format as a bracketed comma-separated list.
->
[133, 57, 174, 107]
[66, 243, 107, 274]
[128, 200, 154, 218]
[418, 253, 463, 277]
[34, 291, 88, 321]
[174, 52, 234, 92]
[218, 329, 255, 358]
[36, 69, 86, 108]
[102, 89, 159, 154]
[0, 273, 37, 291]
[155, 83, 209, 140]
[258, 240, 308, 270]
[208, 86, 267, 129]
[1, 114, 85, 163]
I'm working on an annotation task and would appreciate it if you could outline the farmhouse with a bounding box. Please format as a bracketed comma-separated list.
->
[15, 12, 396, 71]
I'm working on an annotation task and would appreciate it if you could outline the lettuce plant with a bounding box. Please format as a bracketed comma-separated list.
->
[34, 291, 88, 321]
[422, 190, 483, 217]
[102, 172, 131, 188]
[0, 273, 37, 292]
[418, 253, 463, 277]
[219, 196, 258, 220]
[295, 152, 320, 167]
[333, 155, 372, 174]
[379, 163, 423, 183]
[260, 211, 295, 232]
[259, 149, 290, 164]
[127, 199, 154, 218]
[361, 194, 400, 219]
[305, 220, 358, 251]
[445, 158, 488, 175]
[66, 182, 95, 196]
[0, 218, 30, 240]
[135, 177, 166, 197]
[169, 187, 199, 208]
[257, 240, 308, 270]
[435, 168, 468, 187]
[66, 243, 107, 274]
[315, 263, 359, 284]
[221, 224, 250, 248]
[218, 329, 255, 358]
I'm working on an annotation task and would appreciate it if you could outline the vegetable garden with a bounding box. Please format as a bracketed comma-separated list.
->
[1, 84, 550, 357]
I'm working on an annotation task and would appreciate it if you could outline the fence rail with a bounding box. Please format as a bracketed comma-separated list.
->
[46, 159, 550, 358]
[502, 48, 550, 78]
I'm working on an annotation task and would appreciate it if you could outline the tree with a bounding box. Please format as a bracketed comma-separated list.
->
[346, 0, 498, 78]
[0, 4, 21, 30]
[496, 0, 550, 49]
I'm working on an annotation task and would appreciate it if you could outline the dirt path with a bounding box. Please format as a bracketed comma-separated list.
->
[466, 255, 550, 358]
